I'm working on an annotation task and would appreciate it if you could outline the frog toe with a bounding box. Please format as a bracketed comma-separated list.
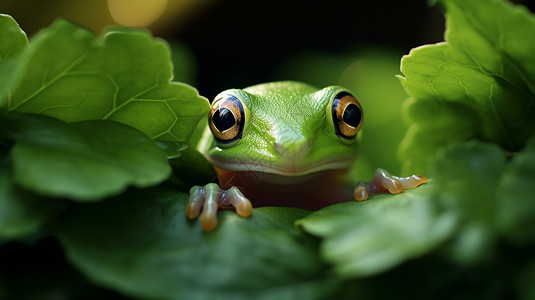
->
[398, 174, 428, 190]
[354, 183, 369, 201]
[200, 207, 218, 232]
[225, 187, 253, 217]
[186, 186, 204, 219]
[374, 169, 404, 194]
[186, 183, 252, 231]
[353, 168, 428, 201]
[198, 183, 221, 231]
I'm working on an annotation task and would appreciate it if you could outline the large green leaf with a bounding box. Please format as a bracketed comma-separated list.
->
[297, 185, 456, 278]
[0, 14, 27, 62]
[398, 0, 535, 174]
[1, 113, 170, 200]
[56, 188, 337, 300]
[0, 14, 28, 109]
[4, 19, 209, 142]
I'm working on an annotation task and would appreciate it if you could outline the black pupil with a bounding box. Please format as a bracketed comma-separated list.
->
[213, 107, 235, 131]
[343, 103, 361, 127]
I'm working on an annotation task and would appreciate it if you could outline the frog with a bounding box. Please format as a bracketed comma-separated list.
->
[187, 81, 427, 231]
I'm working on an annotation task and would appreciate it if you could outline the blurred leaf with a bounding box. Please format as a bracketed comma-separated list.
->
[0, 14, 27, 62]
[497, 134, 535, 244]
[169, 40, 198, 86]
[274, 51, 354, 88]
[298, 185, 456, 278]
[4, 19, 209, 142]
[429, 141, 507, 264]
[0, 166, 60, 239]
[1, 113, 170, 201]
[399, 0, 535, 174]
[341, 254, 513, 300]
[56, 187, 338, 300]
[397, 97, 481, 174]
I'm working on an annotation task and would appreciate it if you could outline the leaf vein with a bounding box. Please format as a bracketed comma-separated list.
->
[9, 53, 88, 111]
[102, 84, 160, 119]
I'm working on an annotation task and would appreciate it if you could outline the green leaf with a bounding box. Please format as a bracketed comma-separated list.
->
[429, 141, 507, 264]
[56, 187, 337, 300]
[1, 113, 170, 200]
[153, 140, 188, 159]
[297, 185, 457, 278]
[0, 166, 61, 239]
[0, 14, 28, 109]
[397, 97, 481, 174]
[0, 14, 27, 62]
[497, 134, 535, 244]
[398, 0, 535, 174]
[4, 19, 209, 142]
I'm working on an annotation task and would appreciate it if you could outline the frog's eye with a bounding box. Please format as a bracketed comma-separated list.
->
[209, 96, 245, 144]
[331, 91, 363, 139]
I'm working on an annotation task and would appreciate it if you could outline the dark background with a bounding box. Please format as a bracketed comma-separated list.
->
[175, 0, 446, 98]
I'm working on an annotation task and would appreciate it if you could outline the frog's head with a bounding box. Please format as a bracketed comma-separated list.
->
[205, 81, 363, 176]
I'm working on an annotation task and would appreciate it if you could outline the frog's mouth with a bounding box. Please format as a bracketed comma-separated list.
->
[208, 156, 355, 177]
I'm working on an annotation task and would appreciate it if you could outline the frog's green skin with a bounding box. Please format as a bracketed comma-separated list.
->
[201, 81, 359, 176]
[187, 81, 427, 231]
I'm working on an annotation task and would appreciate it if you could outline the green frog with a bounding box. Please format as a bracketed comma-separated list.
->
[187, 81, 426, 231]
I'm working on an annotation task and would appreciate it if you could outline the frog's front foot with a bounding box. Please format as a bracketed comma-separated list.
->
[354, 168, 427, 201]
[186, 183, 253, 231]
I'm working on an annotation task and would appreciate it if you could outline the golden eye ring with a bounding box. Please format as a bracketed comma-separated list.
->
[331, 91, 363, 139]
[208, 96, 245, 144]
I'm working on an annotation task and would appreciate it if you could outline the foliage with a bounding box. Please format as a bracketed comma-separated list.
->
[398, 0, 535, 174]
[1, 112, 171, 200]
[56, 188, 336, 300]
[2, 18, 208, 143]
[1, 0, 535, 299]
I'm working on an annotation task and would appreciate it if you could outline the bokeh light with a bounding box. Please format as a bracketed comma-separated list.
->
[108, 0, 168, 27]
